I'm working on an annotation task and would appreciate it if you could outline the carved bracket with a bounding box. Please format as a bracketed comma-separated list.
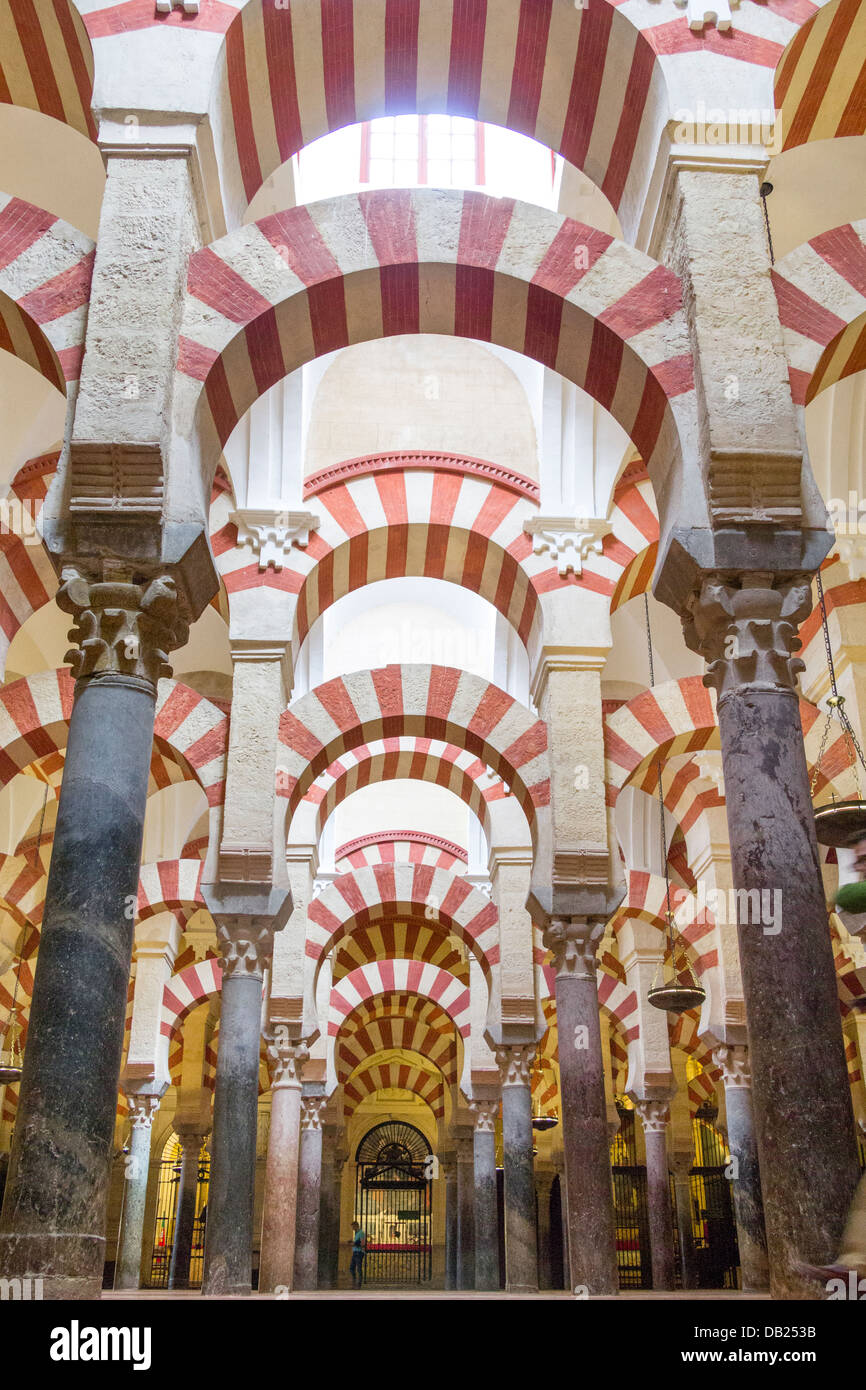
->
[522, 516, 611, 578]
[231, 508, 320, 573]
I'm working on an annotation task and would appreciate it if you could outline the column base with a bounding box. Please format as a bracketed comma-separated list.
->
[0, 1231, 105, 1300]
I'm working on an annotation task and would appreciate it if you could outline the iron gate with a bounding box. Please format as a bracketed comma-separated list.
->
[354, 1121, 433, 1285]
[611, 1105, 652, 1288]
[149, 1139, 209, 1289]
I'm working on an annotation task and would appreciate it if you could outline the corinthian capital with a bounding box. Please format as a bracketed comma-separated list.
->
[682, 572, 812, 703]
[126, 1093, 161, 1130]
[58, 568, 188, 688]
[494, 1043, 536, 1088]
[712, 1043, 751, 1089]
[266, 1035, 308, 1088]
[469, 1098, 499, 1133]
[543, 918, 605, 980]
[634, 1099, 670, 1134]
[300, 1095, 327, 1131]
[215, 919, 274, 980]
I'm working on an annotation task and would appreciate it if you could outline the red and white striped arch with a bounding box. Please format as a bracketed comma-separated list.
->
[329, 961, 471, 1038]
[608, 870, 717, 979]
[179, 190, 693, 502]
[774, 0, 866, 155]
[604, 676, 719, 804]
[286, 734, 530, 851]
[307, 862, 498, 981]
[0, 670, 229, 805]
[0, 0, 96, 141]
[331, 918, 470, 986]
[338, 990, 455, 1042]
[210, 0, 672, 233]
[0, 194, 94, 388]
[336, 1014, 458, 1088]
[335, 830, 467, 875]
[342, 1058, 445, 1120]
[160, 957, 223, 1046]
[278, 665, 549, 839]
[772, 220, 866, 406]
[137, 859, 205, 923]
[215, 463, 546, 657]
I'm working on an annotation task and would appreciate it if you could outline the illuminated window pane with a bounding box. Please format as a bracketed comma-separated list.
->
[427, 158, 451, 185]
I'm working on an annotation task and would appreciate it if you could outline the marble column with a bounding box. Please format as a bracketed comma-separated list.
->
[318, 1132, 344, 1289]
[258, 1039, 306, 1293]
[684, 575, 860, 1297]
[201, 884, 291, 1296]
[713, 1044, 769, 1291]
[0, 571, 187, 1299]
[168, 1128, 206, 1289]
[544, 918, 618, 1295]
[115, 1093, 161, 1290]
[535, 1169, 555, 1290]
[496, 1044, 538, 1293]
[293, 1093, 326, 1290]
[671, 1152, 698, 1291]
[442, 1152, 457, 1291]
[455, 1129, 475, 1290]
[470, 1099, 499, 1290]
[636, 1100, 675, 1291]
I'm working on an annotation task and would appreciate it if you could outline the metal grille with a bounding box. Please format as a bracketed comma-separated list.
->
[148, 1137, 209, 1289]
[354, 1121, 433, 1286]
[611, 1107, 652, 1289]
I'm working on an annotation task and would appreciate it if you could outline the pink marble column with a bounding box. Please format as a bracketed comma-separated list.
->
[258, 1039, 307, 1293]
[635, 1100, 675, 1291]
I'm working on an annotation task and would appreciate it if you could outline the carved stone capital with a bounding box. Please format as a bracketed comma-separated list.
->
[682, 572, 812, 704]
[712, 1043, 751, 1090]
[300, 1095, 327, 1131]
[469, 1098, 499, 1133]
[543, 918, 605, 980]
[634, 1099, 671, 1134]
[266, 1037, 308, 1089]
[522, 516, 611, 578]
[230, 508, 320, 573]
[126, 1093, 161, 1130]
[202, 884, 292, 982]
[215, 919, 275, 980]
[494, 1043, 536, 1088]
[58, 568, 188, 688]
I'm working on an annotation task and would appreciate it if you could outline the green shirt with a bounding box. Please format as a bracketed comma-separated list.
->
[352, 1229, 366, 1252]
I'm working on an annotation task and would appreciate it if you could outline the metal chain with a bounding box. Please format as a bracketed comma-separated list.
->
[813, 567, 866, 798]
[644, 594, 676, 957]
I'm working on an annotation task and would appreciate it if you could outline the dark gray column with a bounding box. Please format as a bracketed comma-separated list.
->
[259, 1039, 305, 1293]
[293, 1092, 325, 1290]
[0, 571, 187, 1300]
[496, 1044, 538, 1293]
[317, 1130, 343, 1289]
[455, 1129, 475, 1290]
[443, 1152, 457, 1290]
[684, 575, 860, 1297]
[636, 1100, 675, 1291]
[671, 1153, 699, 1290]
[536, 1169, 555, 1290]
[115, 1093, 161, 1290]
[713, 1044, 768, 1291]
[168, 1129, 206, 1289]
[470, 1099, 499, 1290]
[544, 919, 618, 1295]
[201, 884, 291, 1296]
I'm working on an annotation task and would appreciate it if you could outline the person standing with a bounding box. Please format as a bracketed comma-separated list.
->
[350, 1220, 367, 1288]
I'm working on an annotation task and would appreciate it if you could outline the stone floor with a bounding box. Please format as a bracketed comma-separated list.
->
[104, 1288, 766, 1300]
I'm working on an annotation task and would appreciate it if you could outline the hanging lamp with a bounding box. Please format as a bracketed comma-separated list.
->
[530, 1053, 559, 1131]
[642, 595, 707, 1015]
[810, 568, 866, 853]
